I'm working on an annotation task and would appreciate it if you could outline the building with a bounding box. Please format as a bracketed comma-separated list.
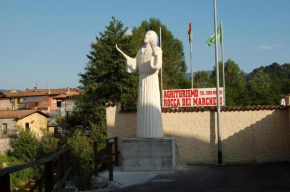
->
[1, 87, 79, 117]
[0, 91, 12, 110]
[52, 90, 80, 120]
[0, 109, 50, 138]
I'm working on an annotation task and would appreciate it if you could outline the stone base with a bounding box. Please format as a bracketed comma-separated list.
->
[122, 137, 177, 171]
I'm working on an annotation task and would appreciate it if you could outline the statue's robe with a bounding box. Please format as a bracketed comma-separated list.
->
[126, 45, 163, 138]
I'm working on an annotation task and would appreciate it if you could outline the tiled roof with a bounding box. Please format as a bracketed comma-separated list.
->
[0, 92, 7, 98]
[162, 105, 288, 113]
[0, 109, 50, 119]
[105, 103, 288, 112]
[52, 91, 81, 99]
[4, 88, 78, 97]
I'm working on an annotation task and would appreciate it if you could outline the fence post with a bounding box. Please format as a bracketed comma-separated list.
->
[58, 153, 65, 188]
[114, 137, 119, 166]
[108, 142, 113, 181]
[45, 161, 54, 192]
[65, 150, 70, 181]
[0, 173, 10, 192]
[38, 178, 42, 192]
[94, 141, 99, 177]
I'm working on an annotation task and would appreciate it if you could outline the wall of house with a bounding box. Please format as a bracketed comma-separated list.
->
[17, 113, 48, 137]
[14, 98, 25, 109]
[106, 105, 290, 164]
[0, 118, 17, 135]
[50, 97, 58, 111]
[0, 119, 17, 155]
[60, 99, 75, 118]
[0, 99, 12, 110]
[0, 138, 16, 155]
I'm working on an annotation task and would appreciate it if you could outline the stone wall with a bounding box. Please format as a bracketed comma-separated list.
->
[0, 138, 15, 155]
[0, 118, 17, 135]
[0, 119, 17, 155]
[106, 105, 290, 164]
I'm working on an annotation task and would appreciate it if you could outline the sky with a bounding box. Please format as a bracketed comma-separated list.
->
[1, 0, 289, 90]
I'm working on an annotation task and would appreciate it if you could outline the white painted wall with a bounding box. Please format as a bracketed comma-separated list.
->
[106, 105, 290, 164]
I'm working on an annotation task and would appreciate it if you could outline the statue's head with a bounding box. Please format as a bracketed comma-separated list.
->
[144, 30, 158, 46]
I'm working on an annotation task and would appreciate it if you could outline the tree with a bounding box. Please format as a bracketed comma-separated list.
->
[13, 130, 39, 162]
[248, 69, 275, 105]
[131, 18, 188, 89]
[211, 59, 249, 106]
[248, 63, 290, 104]
[194, 71, 211, 88]
[75, 16, 139, 129]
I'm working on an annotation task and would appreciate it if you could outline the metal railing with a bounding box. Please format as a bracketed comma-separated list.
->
[94, 137, 120, 181]
[0, 148, 71, 192]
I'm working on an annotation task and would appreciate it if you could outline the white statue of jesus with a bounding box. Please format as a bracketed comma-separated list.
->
[116, 30, 163, 138]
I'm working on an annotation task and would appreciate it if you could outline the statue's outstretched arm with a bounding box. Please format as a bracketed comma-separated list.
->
[116, 44, 130, 60]
[116, 44, 137, 73]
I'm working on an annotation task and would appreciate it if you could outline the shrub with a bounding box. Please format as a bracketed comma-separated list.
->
[38, 130, 60, 158]
[67, 129, 94, 176]
[0, 155, 34, 188]
[13, 130, 40, 163]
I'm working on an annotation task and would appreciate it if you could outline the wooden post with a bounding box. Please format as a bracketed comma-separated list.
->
[114, 137, 119, 166]
[38, 178, 42, 192]
[0, 173, 10, 192]
[45, 161, 54, 192]
[94, 141, 99, 176]
[108, 142, 113, 181]
[58, 154, 65, 188]
[66, 150, 70, 181]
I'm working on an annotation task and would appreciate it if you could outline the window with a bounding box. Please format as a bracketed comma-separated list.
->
[2, 123, 7, 134]
[57, 101, 61, 108]
[25, 123, 29, 130]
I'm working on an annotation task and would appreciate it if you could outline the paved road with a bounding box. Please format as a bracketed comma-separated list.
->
[103, 162, 290, 192]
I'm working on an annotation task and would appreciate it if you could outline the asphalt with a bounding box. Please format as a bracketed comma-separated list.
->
[90, 162, 290, 192]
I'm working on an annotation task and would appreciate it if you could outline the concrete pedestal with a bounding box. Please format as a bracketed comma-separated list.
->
[122, 137, 177, 171]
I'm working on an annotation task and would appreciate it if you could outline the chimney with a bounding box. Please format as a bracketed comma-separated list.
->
[48, 89, 51, 94]
[66, 87, 70, 95]
[34, 87, 37, 91]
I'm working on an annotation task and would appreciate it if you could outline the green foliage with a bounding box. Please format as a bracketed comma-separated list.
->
[247, 63, 290, 105]
[211, 59, 249, 106]
[194, 71, 212, 88]
[132, 18, 188, 89]
[76, 16, 138, 129]
[0, 155, 35, 188]
[208, 61, 290, 106]
[79, 16, 138, 108]
[13, 130, 40, 163]
[38, 131, 59, 158]
[67, 129, 94, 175]
[248, 69, 275, 105]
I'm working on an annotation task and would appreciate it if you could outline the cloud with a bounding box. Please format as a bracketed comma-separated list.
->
[124, 29, 132, 36]
[255, 44, 282, 50]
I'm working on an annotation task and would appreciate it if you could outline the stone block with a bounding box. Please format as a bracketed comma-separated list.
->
[122, 137, 177, 171]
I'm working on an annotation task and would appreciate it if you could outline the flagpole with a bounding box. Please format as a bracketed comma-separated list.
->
[160, 27, 163, 107]
[221, 21, 226, 106]
[214, 0, 222, 164]
[190, 25, 193, 89]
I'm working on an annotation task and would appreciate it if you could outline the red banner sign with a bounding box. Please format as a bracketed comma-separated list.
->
[162, 88, 224, 107]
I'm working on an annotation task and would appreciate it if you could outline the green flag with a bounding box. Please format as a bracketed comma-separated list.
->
[206, 24, 222, 46]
